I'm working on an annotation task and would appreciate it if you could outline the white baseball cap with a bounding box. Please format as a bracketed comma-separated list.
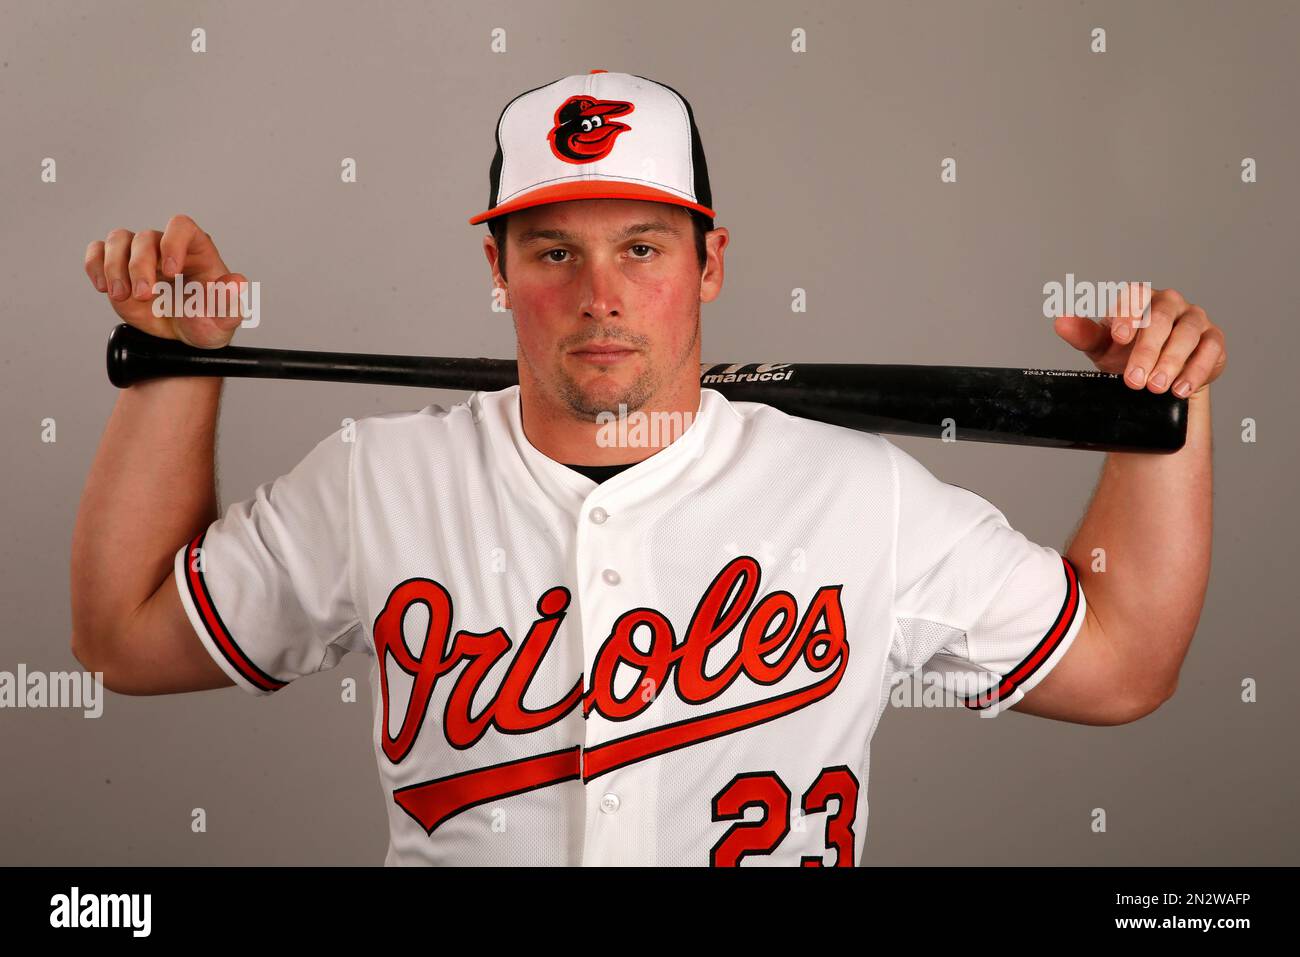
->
[468, 69, 716, 228]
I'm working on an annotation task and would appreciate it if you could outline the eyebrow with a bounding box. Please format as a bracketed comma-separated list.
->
[514, 220, 684, 247]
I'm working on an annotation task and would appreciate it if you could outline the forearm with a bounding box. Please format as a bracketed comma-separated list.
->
[71, 375, 224, 660]
[1064, 388, 1214, 697]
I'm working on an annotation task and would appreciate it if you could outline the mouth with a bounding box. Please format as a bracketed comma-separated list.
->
[570, 343, 639, 365]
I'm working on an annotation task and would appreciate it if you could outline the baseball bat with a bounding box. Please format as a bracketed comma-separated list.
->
[104, 323, 1186, 453]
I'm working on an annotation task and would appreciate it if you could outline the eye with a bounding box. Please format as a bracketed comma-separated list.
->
[629, 244, 656, 260]
[581, 116, 603, 132]
[544, 249, 570, 263]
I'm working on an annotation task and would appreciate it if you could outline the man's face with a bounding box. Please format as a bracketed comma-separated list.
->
[486, 198, 722, 420]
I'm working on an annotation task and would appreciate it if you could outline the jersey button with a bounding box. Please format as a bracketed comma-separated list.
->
[602, 568, 621, 586]
[599, 793, 621, 814]
[589, 506, 609, 525]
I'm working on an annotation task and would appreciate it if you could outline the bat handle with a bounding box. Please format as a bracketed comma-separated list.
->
[107, 323, 198, 387]
[106, 323, 287, 387]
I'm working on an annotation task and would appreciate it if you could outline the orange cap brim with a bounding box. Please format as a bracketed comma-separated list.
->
[469, 180, 715, 225]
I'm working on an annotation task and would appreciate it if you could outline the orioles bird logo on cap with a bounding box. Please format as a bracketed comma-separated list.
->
[547, 95, 634, 164]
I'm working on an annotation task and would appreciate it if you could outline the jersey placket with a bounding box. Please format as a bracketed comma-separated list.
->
[492, 386, 717, 865]
[572, 483, 661, 866]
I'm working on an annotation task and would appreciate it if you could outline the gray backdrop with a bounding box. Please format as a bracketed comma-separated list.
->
[1, 0, 1295, 865]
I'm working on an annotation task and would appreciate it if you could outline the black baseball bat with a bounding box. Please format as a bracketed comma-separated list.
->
[104, 323, 1186, 452]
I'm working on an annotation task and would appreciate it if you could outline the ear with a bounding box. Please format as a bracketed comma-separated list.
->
[483, 234, 509, 307]
[699, 226, 728, 304]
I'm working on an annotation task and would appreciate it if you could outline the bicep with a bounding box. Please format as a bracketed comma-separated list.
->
[1009, 603, 1151, 725]
[101, 574, 234, 695]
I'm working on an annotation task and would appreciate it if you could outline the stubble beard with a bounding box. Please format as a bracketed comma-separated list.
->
[550, 313, 701, 422]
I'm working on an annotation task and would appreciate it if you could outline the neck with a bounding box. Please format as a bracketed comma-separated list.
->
[517, 378, 702, 466]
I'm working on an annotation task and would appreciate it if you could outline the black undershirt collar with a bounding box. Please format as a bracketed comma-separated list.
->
[562, 461, 639, 484]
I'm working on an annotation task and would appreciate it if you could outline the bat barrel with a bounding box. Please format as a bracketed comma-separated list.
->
[704, 363, 1187, 453]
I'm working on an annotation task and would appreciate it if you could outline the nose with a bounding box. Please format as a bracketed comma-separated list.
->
[577, 254, 623, 322]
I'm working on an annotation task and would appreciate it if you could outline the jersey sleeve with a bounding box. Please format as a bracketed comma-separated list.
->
[885, 440, 1086, 717]
[172, 426, 363, 696]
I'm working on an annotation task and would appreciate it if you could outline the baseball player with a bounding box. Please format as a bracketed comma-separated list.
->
[72, 70, 1226, 866]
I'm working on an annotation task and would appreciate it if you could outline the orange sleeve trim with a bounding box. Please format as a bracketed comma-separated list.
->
[182, 530, 287, 693]
[962, 555, 1082, 711]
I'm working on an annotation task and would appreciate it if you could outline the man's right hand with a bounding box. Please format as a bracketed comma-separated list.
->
[84, 214, 248, 349]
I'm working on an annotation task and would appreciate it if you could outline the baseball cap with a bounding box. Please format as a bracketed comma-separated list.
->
[468, 70, 716, 230]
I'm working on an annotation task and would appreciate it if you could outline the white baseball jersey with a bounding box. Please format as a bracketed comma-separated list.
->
[173, 384, 1086, 866]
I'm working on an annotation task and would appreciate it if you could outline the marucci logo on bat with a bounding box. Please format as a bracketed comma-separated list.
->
[373, 555, 849, 834]
[700, 362, 797, 384]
